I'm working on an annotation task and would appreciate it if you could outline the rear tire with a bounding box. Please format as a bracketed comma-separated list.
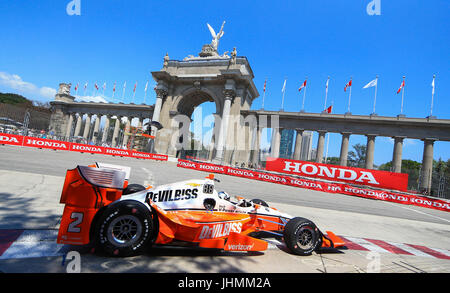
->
[95, 200, 153, 257]
[283, 217, 321, 256]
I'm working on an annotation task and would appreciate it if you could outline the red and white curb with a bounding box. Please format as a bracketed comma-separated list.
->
[266, 236, 450, 260]
[1, 229, 449, 260]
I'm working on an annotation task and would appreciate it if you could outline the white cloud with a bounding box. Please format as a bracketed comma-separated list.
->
[0, 71, 57, 99]
[74, 95, 109, 103]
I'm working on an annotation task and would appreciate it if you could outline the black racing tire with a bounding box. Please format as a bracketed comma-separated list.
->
[122, 184, 146, 195]
[95, 200, 153, 257]
[283, 217, 321, 256]
[250, 198, 269, 207]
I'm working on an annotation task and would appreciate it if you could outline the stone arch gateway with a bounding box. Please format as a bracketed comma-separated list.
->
[150, 54, 259, 164]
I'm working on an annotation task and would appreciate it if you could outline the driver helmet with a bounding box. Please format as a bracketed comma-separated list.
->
[218, 191, 230, 200]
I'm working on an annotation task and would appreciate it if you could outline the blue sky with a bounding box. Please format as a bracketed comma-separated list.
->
[0, 0, 449, 165]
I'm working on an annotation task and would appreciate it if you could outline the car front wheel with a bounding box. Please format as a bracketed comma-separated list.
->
[283, 217, 321, 256]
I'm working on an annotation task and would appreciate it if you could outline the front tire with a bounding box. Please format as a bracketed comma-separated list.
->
[283, 217, 321, 256]
[95, 200, 153, 257]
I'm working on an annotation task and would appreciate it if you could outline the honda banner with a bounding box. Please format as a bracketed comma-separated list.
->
[177, 159, 449, 212]
[0, 132, 168, 162]
[265, 158, 409, 191]
[23, 136, 70, 151]
[0, 133, 24, 146]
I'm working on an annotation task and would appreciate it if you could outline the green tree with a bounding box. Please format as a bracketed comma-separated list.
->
[348, 143, 366, 168]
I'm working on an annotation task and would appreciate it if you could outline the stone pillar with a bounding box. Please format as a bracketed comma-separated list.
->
[214, 84, 235, 163]
[111, 117, 121, 148]
[339, 132, 351, 166]
[74, 114, 83, 137]
[151, 89, 167, 134]
[122, 118, 132, 148]
[82, 114, 92, 140]
[420, 139, 435, 193]
[392, 136, 405, 173]
[251, 126, 262, 166]
[271, 127, 282, 158]
[102, 115, 110, 143]
[92, 115, 101, 144]
[315, 131, 327, 163]
[365, 135, 376, 169]
[137, 117, 143, 130]
[65, 113, 75, 140]
[208, 135, 216, 161]
[293, 129, 304, 161]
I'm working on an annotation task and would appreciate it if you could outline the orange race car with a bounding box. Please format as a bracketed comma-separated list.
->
[57, 162, 345, 257]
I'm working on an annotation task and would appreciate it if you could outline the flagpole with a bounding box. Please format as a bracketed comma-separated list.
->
[324, 100, 333, 162]
[400, 76, 405, 115]
[301, 78, 307, 112]
[373, 75, 378, 114]
[324, 76, 330, 111]
[261, 78, 267, 110]
[112, 82, 116, 100]
[347, 78, 352, 113]
[281, 78, 287, 111]
[430, 74, 436, 117]
[144, 81, 149, 104]
[122, 82, 126, 102]
[282, 78, 286, 111]
[132, 82, 137, 104]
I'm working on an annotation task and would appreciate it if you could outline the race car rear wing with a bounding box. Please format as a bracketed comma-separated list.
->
[58, 165, 127, 245]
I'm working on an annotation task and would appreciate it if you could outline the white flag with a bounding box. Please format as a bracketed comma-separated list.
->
[431, 77, 435, 95]
[363, 79, 377, 89]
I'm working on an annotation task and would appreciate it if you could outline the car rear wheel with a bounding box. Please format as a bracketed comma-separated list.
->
[95, 200, 153, 257]
[283, 217, 321, 256]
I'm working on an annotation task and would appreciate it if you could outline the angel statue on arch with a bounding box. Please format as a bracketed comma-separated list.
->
[207, 21, 226, 52]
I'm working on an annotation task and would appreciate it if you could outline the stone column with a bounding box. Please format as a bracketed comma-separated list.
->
[271, 127, 282, 158]
[102, 115, 110, 143]
[214, 83, 235, 163]
[65, 113, 75, 140]
[122, 118, 132, 148]
[365, 135, 376, 169]
[315, 131, 327, 163]
[151, 89, 167, 134]
[293, 129, 304, 161]
[74, 114, 83, 137]
[251, 126, 262, 166]
[420, 139, 435, 193]
[392, 136, 405, 173]
[137, 117, 143, 130]
[339, 132, 351, 166]
[82, 114, 92, 140]
[92, 115, 101, 144]
[111, 117, 121, 148]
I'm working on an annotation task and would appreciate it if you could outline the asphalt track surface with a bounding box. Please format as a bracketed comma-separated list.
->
[1, 144, 449, 225]
[0, 145, 449, 274]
